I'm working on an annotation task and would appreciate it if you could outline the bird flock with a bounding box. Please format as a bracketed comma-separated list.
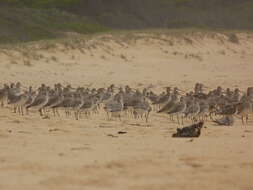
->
[0, 82, 253, 125]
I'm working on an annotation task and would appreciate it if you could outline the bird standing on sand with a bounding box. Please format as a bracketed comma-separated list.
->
[0, 84, 9, 107]
[26, 88, 50, 116]
[133, 97, 152, 122]
[198, 100, 210, 121]
[104, 93, 124, 120]
[236, 97, 252, 125]
[167, 97, 187, 125]
[184, 98, 200, 123]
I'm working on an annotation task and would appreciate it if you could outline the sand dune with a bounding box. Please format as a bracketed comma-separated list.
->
[0, 30, 253, 190]
[1, 31, 253, 89]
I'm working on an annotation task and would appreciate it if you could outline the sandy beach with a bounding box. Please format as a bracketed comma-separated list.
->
[0, 30, 253, 190]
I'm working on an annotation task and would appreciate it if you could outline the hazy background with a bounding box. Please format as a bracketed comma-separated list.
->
[1, 0, 253, 43]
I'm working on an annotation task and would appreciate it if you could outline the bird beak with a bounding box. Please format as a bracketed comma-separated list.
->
[178, 89, 186, 93]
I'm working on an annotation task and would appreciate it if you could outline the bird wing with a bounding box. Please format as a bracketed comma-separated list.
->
[167, 102, 184, 114]
[158, 100, 175, 113]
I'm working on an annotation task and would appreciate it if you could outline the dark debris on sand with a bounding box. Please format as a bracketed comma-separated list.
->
[172, 122, 204, 138]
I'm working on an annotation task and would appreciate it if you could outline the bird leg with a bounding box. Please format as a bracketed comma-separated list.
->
[181, 115, 184, 125]
[26, 108, 29, 115]
[106, 112, 110, 120]
[170, 114, 174, 121]
[56, 109, 60, 117]
[145, 111, 150, 123]
[13, 106, 17, 113]
[79, 111, 83, 119]
[39, 109, 43, 116]
[74, 111, 78, 120]
[21, 106, 24, 116]
[177, 114, 180, 125]
[65, 109, 69, 117]
[209, 112, 214, 121]
[52, 109, 56, 117]
[17, 106, 20, 115]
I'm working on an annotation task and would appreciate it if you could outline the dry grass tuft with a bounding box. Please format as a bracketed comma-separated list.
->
[51, 56, 58, 62]
[24, 60, 32, 66]
[228, 33, 239, 44]
[219, 50, 226, 55]
[10, 60, 18, 65]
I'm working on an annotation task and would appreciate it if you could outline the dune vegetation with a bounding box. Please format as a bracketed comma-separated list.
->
[0, 0, 253, 43]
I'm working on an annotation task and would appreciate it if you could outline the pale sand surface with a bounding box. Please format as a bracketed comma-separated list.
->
[0, 30, 253, 190]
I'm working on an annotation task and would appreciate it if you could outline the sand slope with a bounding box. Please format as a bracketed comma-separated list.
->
[0, 30, 253, 190]
[0, 31, 253, 89]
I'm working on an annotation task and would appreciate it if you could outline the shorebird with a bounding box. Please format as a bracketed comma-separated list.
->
[15, 93, 30, 115]
[167, 97, 187, 125]
[157, 92, 179, 113]
[147, 91, 159, 105]
[214, 86, 223, 97]
[231, 88, 242, 103]
[157, 92, 179, 121]
[26, 88, 50, 116]
[133, 97, 152, 122]
[49, 94, 69, 116]
[7, 88, 30, 115]
[104, 93, 124, 120]
[0, 84, 9, 107]
[79, 97, 97, 119]
[225, 88, 233, 99]
[236, 97, 252, 125]
[120, 89, 142, 118]
[194, 83, 206, 95]
[24, 90, 37, 115]
[61, 94, 76, 117]
[206, 94, 219, 120]
[152, 87, 171, 110]
[43, 89, 63, 117]
[213, 115, 234, 126]
[72, 94, 86, 120]
[184, 98, 200, 122]
[7, 83, 24, 113]
[197, 100, 210, 121]
[247, 87, 253, 97]
[217, 103, 237, 116]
